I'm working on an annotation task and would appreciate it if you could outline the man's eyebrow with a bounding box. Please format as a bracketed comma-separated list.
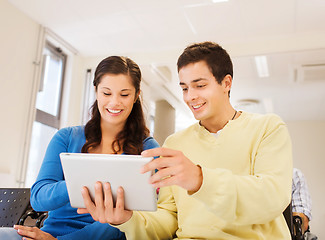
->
[179, 78, 207, 85]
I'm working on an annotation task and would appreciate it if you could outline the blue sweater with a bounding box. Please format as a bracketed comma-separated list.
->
[30, 126, 159, 240]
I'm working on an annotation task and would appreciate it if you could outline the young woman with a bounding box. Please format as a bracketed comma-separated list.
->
[14, 56, 159, 240]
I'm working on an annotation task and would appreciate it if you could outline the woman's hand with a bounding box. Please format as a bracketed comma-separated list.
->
[13, 225, 57, 240]
[77, 181, 133, 225]
[141, 147, 203, 193]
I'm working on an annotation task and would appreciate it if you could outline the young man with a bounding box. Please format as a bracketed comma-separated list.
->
[79, 42, 293, 239]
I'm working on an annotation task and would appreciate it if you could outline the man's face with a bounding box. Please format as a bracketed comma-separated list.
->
[178, 61, 230, 125]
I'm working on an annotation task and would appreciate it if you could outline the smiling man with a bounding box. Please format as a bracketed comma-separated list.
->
[81, 42, 293, 240]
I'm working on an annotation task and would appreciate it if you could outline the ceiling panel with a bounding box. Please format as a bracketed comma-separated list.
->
[133, 8, 193, 47]
[183, 2, 244, 39]
[237, 0, 296, 37]
[295, 0, 325, 32]
[6, 0, 325, 121]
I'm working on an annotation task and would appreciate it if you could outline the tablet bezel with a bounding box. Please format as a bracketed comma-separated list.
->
[60, 153, 157, 211]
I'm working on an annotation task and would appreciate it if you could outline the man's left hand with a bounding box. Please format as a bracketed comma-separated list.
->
[141, 147, 203, 193]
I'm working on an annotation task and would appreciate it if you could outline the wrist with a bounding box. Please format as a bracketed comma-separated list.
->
[111, 211, 133, 226]
[189, 165, 203, 194]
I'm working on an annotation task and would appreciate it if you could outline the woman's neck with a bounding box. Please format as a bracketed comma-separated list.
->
[89, 121, 125, 154]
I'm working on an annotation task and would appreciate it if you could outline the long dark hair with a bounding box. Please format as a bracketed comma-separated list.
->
[81, 56, 149, 154]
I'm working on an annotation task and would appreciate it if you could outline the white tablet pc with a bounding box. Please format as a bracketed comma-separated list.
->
[60, 153, 157, 211]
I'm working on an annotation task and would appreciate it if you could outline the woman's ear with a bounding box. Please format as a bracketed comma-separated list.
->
[94, 86, 98, 99]
[134, 90, 141, 103]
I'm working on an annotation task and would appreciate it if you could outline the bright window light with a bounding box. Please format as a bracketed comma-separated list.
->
[254, 55, 270, 78]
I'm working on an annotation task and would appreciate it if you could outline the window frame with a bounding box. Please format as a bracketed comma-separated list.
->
[35, 41, 67, 129]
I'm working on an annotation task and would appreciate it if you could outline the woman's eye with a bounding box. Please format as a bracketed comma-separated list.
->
[182, 88, 188, 92]
[121, 94, 129, 97]
[197, 85, 206, 88]
[103, 92, 111, 96]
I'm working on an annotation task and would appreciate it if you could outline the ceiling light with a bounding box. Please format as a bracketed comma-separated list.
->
[254, 55, 269, 78]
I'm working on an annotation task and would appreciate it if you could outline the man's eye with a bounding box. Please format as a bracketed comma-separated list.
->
[182, 88, 188, 92]
[197, 85, 206, 88]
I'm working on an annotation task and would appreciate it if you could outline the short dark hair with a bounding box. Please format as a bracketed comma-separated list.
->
[177, 41, 233, 85]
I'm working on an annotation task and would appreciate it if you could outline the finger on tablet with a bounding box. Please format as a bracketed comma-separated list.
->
[94, 181, 105, 208]
[140, 156, 171, 174]
[142, 147, 176, 158]
[141, 147, 163, 161]
[115, 186, 125, 210]
[77, 208, 89, 214]
[149, 167, 174, 184]
[103, 182, 114, 212]
[81, 186, 96, 214]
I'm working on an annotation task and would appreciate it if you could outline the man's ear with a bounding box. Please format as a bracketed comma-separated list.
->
[222, 74, 232, 93]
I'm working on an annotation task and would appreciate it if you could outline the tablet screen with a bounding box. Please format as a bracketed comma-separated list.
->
[60, 153, 157, 211]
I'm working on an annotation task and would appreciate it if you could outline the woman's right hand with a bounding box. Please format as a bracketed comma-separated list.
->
[77, 182, 133, 225]
[14, 225, 57, 240]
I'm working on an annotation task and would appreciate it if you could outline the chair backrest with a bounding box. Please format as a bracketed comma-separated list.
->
[283, 203, 293, 239]
[0, 188, 30, 227]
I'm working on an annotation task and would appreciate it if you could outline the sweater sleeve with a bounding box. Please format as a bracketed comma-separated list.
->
[57, 222, 125, 240]
[114, 137, 178, 239]
[190, 116, 293, 225]
[30, 128, 73, 211]
[117, 185, 178, 239]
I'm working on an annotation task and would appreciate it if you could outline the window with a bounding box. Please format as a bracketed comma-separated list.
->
[25, 41, 67, 187]
[82, 69, 96, 125]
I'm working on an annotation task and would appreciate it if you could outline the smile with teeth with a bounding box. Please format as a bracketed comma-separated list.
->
[107, 109, 122, 114]
[192, 103, 205, 109]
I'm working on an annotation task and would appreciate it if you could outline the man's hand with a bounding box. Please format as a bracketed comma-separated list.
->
[141, 147, 203, 193]
[77, 181, 133, 225]
[293, 212, 309, 233]
[14, 225, 57, 240]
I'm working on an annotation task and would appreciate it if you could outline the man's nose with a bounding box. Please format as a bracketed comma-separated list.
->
[186, 88, 198, 101]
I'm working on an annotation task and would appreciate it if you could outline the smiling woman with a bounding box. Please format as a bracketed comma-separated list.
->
[95, 74, 138, 138]
[10, 56, 160, 240]
[81, 56, 149, 155]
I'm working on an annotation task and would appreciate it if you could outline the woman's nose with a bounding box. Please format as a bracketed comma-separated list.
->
[110, 95, 121, 105]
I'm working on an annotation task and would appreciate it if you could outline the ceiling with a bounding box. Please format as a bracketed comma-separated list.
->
[7, 0, 325, 122]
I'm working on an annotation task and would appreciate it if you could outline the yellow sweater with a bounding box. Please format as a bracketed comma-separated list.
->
[117, 112, 293, 239]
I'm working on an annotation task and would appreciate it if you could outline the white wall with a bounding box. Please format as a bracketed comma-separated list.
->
[0, 0, 85, 186]
[286, 121, 325, 239]
[61, 53, 85, 128]
[0, 0, 40, 185]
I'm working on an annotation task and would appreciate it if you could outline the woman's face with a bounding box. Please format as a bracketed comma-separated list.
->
[96, 73, 138, 128]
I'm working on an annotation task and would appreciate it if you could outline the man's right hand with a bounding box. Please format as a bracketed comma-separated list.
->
[293, 212, 309, 233]
[77, 181, 133, 225]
